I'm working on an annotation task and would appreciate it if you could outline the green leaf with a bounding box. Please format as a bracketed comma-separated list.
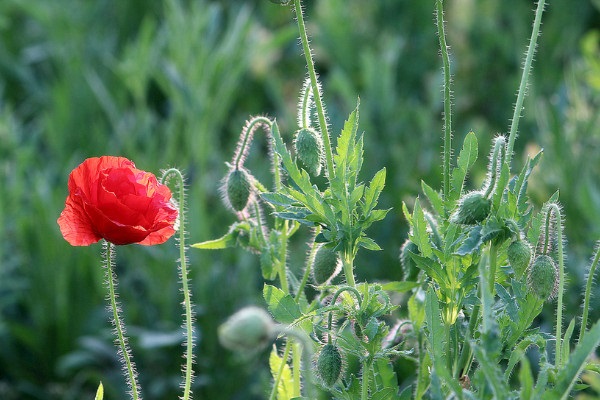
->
[269, 347, 294, 400]
[408, 293, 425, 331]
[412, 199, 433, 258]
[409, 252, 447, 286]
[364, 168, 386, 214]
[519, 357, 534, 400]
[95, 382, 104, 400]
[421, 180, 444, 217]
[455, 226, 483, 256]
[263, 284, 301, 324]
[472, 343, 509, 398]
[191, 231, 236, 249]
[374, 358, 401, 397]
[504, 333, 546, 381]
[450, 131, 478, 199]
[357, 236, 382, 251]
[382, 281, 420, 293]
[261, 192, 299, 207]
[562, 318, 576, 368]
[543, 320, 600, 400]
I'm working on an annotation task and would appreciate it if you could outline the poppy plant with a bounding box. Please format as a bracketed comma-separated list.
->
[58, 156, 178, 246]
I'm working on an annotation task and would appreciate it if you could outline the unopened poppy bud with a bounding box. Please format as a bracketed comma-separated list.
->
[400, 239, 420, 282]
[527, 255, 558, 300]
[218, 307, 275, 352]
[312, 244, 341, 285]
[225, 168, 252, 212]
[507, 239, 532, 279]
[451, 191, 491, 225]
[316, 343, 343, 388]
[294, 127, 323, 176]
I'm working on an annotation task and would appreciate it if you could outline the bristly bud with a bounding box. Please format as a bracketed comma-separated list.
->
[451, 191, 491, 225]
[316, 343, 343, 388]
[224, 168, 253, 212]
[294, 127, 323, 176]
[507, 239, 532, 279]
[218, 307, 275, 353]
[400, 239, 420, 282]
[269, 0, 292, 4]
[312, 244, 341, 285]
[527, 255, 558, 300]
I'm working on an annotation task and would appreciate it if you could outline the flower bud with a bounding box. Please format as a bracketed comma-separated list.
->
[316, 343, 343, 388]
[400, 239, 420, 282]
[451, 191, 491, 225]
[294, 127, 323, 176]
[527, 255, 558, 300]
[225, 168, 252, 212]
[218, 307, 275, 352]
[312, 244, 341, 285]
[507, 239, 532, 279]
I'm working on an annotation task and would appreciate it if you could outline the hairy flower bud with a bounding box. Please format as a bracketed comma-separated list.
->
[312, 244, 341, 285]
[527, 255, 558, 300]
[225, 168, 253, 212]
[218, 307, 275, 353]
[316, 343, 343, 388]
[451, 191, 491, 225]
[400, 239, 420, 282]
[507, 240, 532, 279]
[294, 127, 323, 176]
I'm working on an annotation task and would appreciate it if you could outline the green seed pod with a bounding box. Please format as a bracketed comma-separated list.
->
[400, 239, 420, 282]
[294, 127, 323, 176]
[218, 307, 274, 353]
[451, 191, 492, 225]
[316, 343, 343, 388]
[225, 168, 252, 212]
[312, 244, 341, 285]
[507, 240, 532, 279]
[527, 255, 558, 300]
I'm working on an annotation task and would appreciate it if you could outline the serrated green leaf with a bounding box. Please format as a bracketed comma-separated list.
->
[412, 199, 433, 258]
[408, 293, 425, 331]
[364, 168, 386, 214]
[357, 236, 382, 251]
[472, 343, 509, 398]
[543, 320, 600, 400]
[382, 281, 420, 293]
[269, 347, 294, 400]
[562, 318, 576, 368]
[191, 231, 236, 249]
[263, 284, 301, 324]
[95, 383, 104, 400]
[519, 356, 534, 400]
[450, 131, 478, 199]
[504, 333, 546, 381]
[421, 180, 444, 217]
[261, 192, 299, 207]
[455, 226, 483, 255]
[371, 388, 399, 400]
[410, 252, 447, 286]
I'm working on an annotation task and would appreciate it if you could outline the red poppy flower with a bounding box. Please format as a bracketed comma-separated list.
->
[58, 156, 178, 246]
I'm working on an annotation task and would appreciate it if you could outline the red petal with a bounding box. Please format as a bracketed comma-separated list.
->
[57, 194, 102, 246]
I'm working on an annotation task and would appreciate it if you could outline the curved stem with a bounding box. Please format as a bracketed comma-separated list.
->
[104, 241, 141, 400]
[579, 242, 600, 344]
[436, 0, 452, 207]
[233, 116, 273, 169]
[294, 0, 335, 179]
[505, 0, 546, 169]
[161, 168, 194, 399]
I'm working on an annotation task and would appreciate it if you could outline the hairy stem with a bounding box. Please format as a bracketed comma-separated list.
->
[294, 0, 335, 178]
[295, 227, 322, 302]
[436, 0, 452, 207]
[342, 251, 356, 288]
[545, 203, 565, 368]
[104, 241, 141, 400]
[579, 242, 600, 344]
[505, 0, 546, 169]
[233, 116, 273, 169]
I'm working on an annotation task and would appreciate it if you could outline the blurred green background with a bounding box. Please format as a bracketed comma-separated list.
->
[1, 0, 599, 398]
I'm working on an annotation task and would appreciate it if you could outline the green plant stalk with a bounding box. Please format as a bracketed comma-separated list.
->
[436, 0, 452, 206]
[295, 227, 322, 302]
[162, 168, 194, 400]
[361, 360, 371, 400]
[342, 251, 356, 288]
[233, 116, 273, 169]
[268, 343, 292, 400]
[278, 220, 290, 295]
[579, 242, 600, 344]
[489, 243, 499, 296]
[505, 0, 546, 169]
[457, 303, 480, 377]
[104, 241, 141, 400]
[294, 0, 335, 179]
[546, 203, 566, 368]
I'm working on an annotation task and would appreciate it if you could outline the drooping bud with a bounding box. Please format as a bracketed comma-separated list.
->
[451, 191, 491, 225]
[294, 127, 323, 176]
[218, 307, 275, 353]
[400, 239, 420, 282]
[507, 240, 532, 279]
[312, 244, 341, 285]
[316, 343, 343, 388]
[225, 168, 253, 212]
[527, 255, 558, 300]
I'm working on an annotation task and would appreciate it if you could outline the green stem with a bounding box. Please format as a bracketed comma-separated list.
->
[436, 0, 452, 206]
[279, 220, 290, 294]
[104, 241, 141, 400]
[162, 168, 194, 400]
[361, 360, 370, 400]
[233, 116, 273, 169]
[579, 242, 600, 344]
[294, 0, 335, 179]
[458, 303, 480, 377]
[295, 227, 322, 302]
[505, 0, 546, 169]
[545, 203, 565, 368]
[342, 251, 356, 288]
[489, 243, 498, 296]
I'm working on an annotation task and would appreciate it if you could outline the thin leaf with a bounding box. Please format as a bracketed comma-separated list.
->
[364, 168, 386, 214]
[261, 192, 299, 207]
[269, 347, 294, 400]
[95, 383, 104, 400]
[422, 180, 445, 217]
[412, 199, 433, 258]
[382, 281, 420, 293]
[450, 131, 478, 199]
[191, 231, 236, 249]
[519, 357, 534, 400]
[357, 236, 382, 251]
